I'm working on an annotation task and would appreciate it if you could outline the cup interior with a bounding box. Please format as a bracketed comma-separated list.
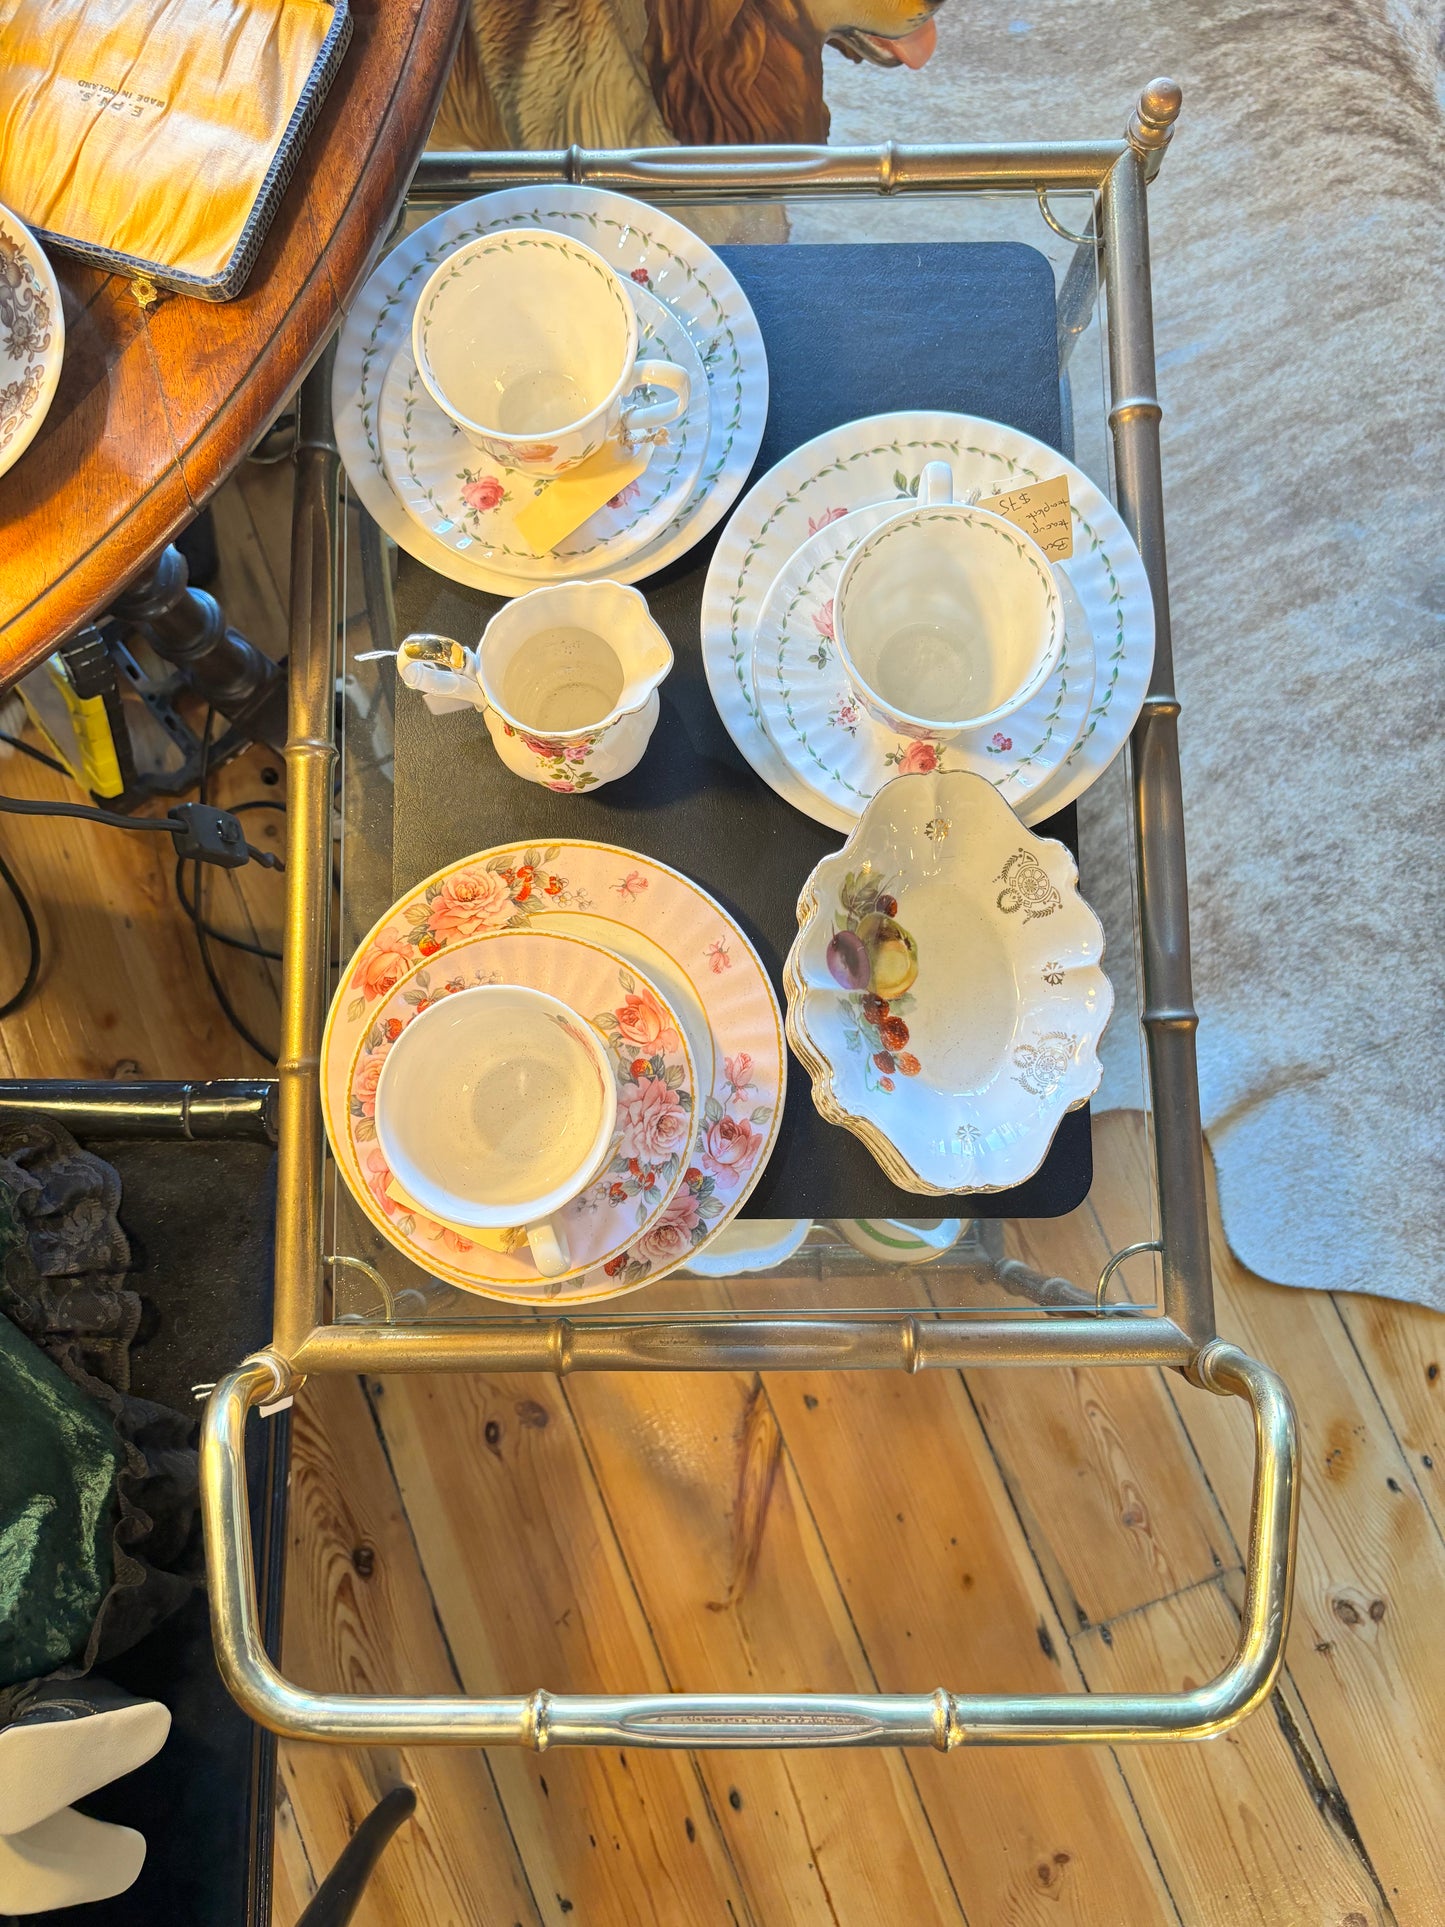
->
[375, 985, 616, 1227]
[838, 506, 1061, 731]
[417, 233, 633, 439]
[493, 623, 626, 734]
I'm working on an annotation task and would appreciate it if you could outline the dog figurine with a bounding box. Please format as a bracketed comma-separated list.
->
[433, 0, 942, 150]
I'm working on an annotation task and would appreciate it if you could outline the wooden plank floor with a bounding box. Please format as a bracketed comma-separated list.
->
[0, 463, 1439, 1923]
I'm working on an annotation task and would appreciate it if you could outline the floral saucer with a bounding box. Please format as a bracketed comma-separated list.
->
[328, 927, 699, 1298]
[0, 202, 62, 482]
[325, 841, 786, 1301]
[380, 284, 708, 578]
[752, 503, 1095, 832]
[786, 770, 1112, 1195]
[702, 411, 1153, 826]
[334, 185, 768, 591]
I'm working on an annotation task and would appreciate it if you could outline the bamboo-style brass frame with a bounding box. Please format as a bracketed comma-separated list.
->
[201, 81, 1302, 1747]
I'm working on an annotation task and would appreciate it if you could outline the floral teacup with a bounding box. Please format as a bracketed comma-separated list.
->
[374, 983, 619, 1277]
[397, 579, 673, 792]
[835, 461, 1065, 744]
[411, 229, 690, 476]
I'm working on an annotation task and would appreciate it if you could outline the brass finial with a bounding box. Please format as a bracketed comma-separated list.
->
[1127, 77, 1183, 179]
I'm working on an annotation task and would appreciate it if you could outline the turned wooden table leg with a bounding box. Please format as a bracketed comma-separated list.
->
[111, 545, 289, 751]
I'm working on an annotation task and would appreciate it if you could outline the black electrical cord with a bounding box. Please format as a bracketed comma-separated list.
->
[0, 794, 175, 831]
[0, 729, 70, 778]
[0, 792, 283, 871]
[173, 856, 283, 961]
[0, 722, 288, 1036]
[172, 795, 287, 959]
[189, 709, 279, 1065]
[0, 844, 41, 1021]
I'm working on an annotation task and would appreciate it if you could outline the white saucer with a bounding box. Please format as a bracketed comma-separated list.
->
[379, 284, 709, 579]
[752, 503, 1095, 832]
[334, 185, 768, 592]
[702, 412, 1154, 822]
[682, 1218, 813, 1277]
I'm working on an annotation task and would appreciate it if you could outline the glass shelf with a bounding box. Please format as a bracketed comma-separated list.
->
[327, 186, 1162, 1328]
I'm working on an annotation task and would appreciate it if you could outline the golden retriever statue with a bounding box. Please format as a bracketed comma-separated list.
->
[432, 0, 942, 151]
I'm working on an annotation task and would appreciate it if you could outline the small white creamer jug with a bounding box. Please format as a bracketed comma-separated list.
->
[396, 580, 672, 792]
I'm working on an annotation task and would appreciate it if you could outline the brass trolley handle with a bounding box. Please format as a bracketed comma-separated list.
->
[201, 1343, 1297, 1748]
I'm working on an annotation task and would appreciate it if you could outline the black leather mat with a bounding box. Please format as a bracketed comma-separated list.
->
[390, 240, 1091, 1218]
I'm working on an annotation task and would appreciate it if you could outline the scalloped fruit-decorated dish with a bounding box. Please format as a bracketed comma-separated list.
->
[785, 770, 1112, 1194]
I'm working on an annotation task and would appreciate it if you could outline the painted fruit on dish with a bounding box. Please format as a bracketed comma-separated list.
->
[824, 868, 922, 1095]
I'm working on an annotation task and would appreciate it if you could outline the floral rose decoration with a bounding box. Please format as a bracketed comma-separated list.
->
[896, 741, 939, 775]
[702, 1113, 761, 1179]
[352, 934, 411, 1001]
[460, 474, 505, 514]
[807, 507, 847, 533]
[633, 1188, 702, 1266]
[426, 867, 515, 942]
[723, 1053, 753, 1100]
[617, 1075, 689, 1164]
[353, 1055, 384, 1118]
[615, 990, 680, 1057]
[362, 1147, 399, 1218]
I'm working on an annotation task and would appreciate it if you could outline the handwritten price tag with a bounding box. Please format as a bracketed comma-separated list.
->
[978, 475, 1073, 561]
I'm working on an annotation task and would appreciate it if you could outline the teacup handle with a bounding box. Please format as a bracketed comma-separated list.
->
[919, 460, 954, 506]
[621, 360, 690, 443]
[526, 1218, 571, 1278]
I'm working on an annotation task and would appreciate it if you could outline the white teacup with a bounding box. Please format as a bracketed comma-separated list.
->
[835, 461, 1065, 743]
[411, 229, 690, 476]
[374, 984, 618, 1277]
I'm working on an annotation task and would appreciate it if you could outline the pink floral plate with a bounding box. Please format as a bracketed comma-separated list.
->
[324, 842, 786, 1302]
[329, 928, 697, 1297]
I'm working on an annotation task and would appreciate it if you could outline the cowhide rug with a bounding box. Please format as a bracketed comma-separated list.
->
[822, 3, 1444, 1304]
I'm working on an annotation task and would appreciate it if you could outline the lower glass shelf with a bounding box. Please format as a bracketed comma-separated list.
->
[326, 1188, 1160, 1326]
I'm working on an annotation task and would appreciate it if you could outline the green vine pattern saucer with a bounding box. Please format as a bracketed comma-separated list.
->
[701, 411, 1154, 824]
[379, 286, 707, 578]
[333, 185, 767, 592]
[752, 503, 1094, 832]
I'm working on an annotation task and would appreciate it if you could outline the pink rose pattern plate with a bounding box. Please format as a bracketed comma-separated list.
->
[324, 842, 786, 1302]
[336, 928, 697, 1294]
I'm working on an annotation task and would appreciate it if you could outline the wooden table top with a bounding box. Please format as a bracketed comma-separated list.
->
[0, 0, 464, 691]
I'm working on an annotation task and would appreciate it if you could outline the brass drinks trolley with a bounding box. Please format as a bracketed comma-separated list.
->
[201, 81, 1300, 1751]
